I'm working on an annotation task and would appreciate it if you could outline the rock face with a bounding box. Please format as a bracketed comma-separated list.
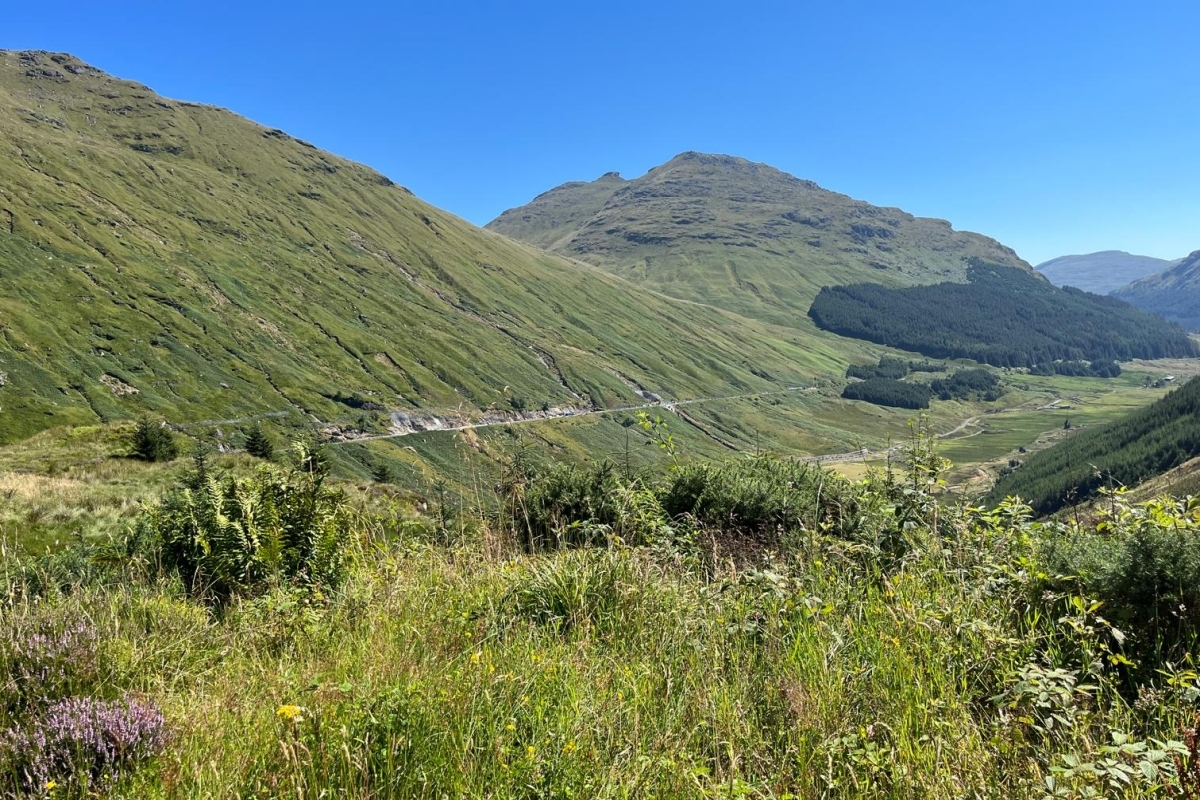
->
[488, 152, 1031, 328]
[1112, 250, 1200, 331]
[1035, 250, 1181, 295]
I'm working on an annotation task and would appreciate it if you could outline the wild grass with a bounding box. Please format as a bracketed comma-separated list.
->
[1, 433, 1198, 798]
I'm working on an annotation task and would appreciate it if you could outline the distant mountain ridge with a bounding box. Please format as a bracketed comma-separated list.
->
[1035, 250, 1180, 294]
[488, 152, 1033, 328]
[1112, 250, 1200, 330]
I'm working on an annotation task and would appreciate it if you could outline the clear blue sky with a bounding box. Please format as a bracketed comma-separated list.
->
[7, 0, 1198, 265]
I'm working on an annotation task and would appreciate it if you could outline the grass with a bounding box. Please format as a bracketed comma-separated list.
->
[4, 445, 1200, 798]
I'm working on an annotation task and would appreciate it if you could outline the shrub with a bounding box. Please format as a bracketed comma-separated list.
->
[147, 443, 354, 603]
[0, 613, 98, 721]
[129, 419, 178, 462]
[1035, 495, 1200, 666]
[501, 461, 670, 550]
[660, 457, 857, 540]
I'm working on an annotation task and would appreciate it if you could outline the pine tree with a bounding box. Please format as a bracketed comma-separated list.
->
[131, 419, 179, 462]
[244, 425, 275, 460]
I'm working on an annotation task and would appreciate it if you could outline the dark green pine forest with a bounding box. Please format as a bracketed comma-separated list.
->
[987, 376, 1200, 514]
[808, 260, 1197, 366]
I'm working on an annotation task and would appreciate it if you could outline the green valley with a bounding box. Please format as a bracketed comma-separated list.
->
[2, 35, 1200, 800]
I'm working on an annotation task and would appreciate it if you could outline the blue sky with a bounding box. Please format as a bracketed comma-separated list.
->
[6, 1, 1198, 265]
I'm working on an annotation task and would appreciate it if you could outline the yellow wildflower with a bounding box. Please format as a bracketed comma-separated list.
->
[276, 704, 304, 722]
[562, 739, 576, 754]
[526, 745, 536, 759]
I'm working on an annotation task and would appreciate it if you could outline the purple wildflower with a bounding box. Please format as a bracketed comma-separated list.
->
[5, 614, 99, 709]
[2, 695, 167, 791]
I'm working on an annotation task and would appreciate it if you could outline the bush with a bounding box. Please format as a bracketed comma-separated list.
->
[1035, 496, 1200, 666]
[500, 461, 670, 550]
[147, 443, 354, 603]
[129, 419, 178, 462]
[660, 457, 859, 540]
[0, 612, 98, 721]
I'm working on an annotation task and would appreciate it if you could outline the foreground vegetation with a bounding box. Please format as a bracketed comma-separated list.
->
[2, 425, 1199, 798]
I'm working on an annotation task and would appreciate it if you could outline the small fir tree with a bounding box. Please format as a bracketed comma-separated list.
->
[244, 425, 275, 460]
[130, 419, 179, 462]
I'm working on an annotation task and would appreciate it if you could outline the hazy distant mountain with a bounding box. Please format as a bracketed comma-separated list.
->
[1112, 250, 1200, 330]
[1035, 251, 1179, 294]
[489, 152, 1031, 328]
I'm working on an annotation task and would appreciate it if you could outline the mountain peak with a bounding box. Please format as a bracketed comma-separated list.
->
[4, 50, 109, 81]
[488, 153, 1029, 328]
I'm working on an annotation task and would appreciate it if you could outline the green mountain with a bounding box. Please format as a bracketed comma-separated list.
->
[986, 375, 1200, 514]
[0, 51, 846, 444]
[1035, 250, 1180, 294]
[1112, 250, 1200, 330]
[487, 151, 1032, 327]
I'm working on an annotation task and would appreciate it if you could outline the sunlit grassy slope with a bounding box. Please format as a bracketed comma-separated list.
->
[0, 51, 868, 444]
[488, 151, 1033, 328]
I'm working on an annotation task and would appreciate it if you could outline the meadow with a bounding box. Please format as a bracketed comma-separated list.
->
[1, 422, 1198, 799]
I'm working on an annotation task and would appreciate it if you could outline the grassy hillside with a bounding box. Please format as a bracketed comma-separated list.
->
[1036, 250, 1178, 294]
[0, 52, 861, 445]
[488, 151, 1032, 328]
[1113, 250, 1200, 330]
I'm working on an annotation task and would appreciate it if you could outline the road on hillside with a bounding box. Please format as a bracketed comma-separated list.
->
[328, 385, 818, 445]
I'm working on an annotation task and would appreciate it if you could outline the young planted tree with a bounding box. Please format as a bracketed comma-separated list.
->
[244, 425, 275, 460]
[130, 419, 179, 462]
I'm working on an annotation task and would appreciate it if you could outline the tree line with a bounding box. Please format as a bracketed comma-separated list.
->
[809, 260, 1197, 367]
[841, 359, 1002, 409]
[987, 376, 1200, 514]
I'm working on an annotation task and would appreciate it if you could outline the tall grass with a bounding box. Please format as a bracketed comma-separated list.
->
[1, 442, 1199, 797]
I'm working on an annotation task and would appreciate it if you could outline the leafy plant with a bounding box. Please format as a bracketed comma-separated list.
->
[1034, 495, 1200, 667]
[147, 443, 354, 603]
